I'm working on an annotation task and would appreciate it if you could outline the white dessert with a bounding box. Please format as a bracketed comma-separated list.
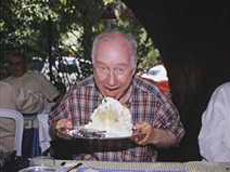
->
[84, 97, 133, 137]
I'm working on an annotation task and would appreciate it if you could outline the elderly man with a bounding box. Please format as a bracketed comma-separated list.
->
[0, 81, 44, 152]
[4, 51, 60, 104]
[50, 30, 185, 162]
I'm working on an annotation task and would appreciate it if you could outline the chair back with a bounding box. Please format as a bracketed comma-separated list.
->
[0, 108, 24, 156]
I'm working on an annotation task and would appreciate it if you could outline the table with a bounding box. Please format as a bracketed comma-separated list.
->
[29, 158, 230, 172]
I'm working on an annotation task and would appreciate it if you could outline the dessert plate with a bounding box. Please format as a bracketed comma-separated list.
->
[68, 127, 132, 140]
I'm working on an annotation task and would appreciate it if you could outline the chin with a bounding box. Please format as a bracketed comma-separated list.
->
[104, 94, 117, 99]
[103, 92, 119, 99]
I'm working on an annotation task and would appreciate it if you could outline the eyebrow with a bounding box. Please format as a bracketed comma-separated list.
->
[95, 61, 129, 67]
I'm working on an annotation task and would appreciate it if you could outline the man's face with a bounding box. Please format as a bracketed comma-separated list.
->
[93, 37, 136, 100]
[8, 56, 27, 78]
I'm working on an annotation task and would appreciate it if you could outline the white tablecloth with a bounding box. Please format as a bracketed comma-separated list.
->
[29, 159, 230, 172]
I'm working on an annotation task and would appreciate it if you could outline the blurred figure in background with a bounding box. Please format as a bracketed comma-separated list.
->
[0, 81, 44, 153]
[4, 51, 60, 105]
[199, 82, 230, 162]
[141, 64, 170, 95]
[0, 63, 10, 81]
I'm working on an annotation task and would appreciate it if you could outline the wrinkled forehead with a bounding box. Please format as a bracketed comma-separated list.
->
[97, 33, 133, 55]
[99, 32, 130, 45]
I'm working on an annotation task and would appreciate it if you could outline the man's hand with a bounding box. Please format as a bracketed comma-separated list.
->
[132, 121, 154, 145]
[55, 119, 73, 137]
[132, 121, 177, 148]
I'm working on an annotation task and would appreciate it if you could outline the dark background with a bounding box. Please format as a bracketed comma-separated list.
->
[123, 0, 230, 161]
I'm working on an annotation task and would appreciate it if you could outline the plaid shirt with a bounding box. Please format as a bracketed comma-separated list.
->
[50, 76, 185, 162]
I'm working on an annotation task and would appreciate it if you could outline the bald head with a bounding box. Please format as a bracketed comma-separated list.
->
[91, 30, 137, 69]
[92, 30, 137, 100]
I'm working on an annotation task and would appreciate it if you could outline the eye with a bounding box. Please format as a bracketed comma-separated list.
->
[115, 68, 125, 75]
[101, 67, 106, 71]
[98, 66, 109, 73]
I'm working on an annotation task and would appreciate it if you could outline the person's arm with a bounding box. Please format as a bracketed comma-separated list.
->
[133, 121, 177, 148]
[198, 83, 230, 162]
[133, 91, 185, 148]
[37, 73, 60, 102]
[49, 92, 75, 137]
[51, 119, 73, 137]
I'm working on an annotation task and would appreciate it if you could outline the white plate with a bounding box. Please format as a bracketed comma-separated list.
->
[19, 166, 56, 172]
[68, 127, 132, 140]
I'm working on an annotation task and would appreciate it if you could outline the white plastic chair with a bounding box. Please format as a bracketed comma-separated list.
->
[0, 108, 24, 156]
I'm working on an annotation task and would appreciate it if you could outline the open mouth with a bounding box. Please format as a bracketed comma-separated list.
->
[104, 86, 119, 92]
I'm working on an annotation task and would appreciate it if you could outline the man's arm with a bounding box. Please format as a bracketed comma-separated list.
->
[133, 89, 185, 148]
[49, 91, 75, 137]
[133, 121, 177, 148]
[37, 73, 60, 102]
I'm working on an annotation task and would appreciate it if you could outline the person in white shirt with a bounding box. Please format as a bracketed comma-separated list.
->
[198, 82, 230, 162]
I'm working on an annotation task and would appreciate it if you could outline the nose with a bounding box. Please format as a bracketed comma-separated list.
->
[107, 70, 116, 86]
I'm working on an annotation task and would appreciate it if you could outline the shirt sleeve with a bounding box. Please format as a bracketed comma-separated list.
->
[153, 92, 185, 143]
[37, 74, 60, 102]
[198, 83, 230, 162]
[49, 91, 72, 126]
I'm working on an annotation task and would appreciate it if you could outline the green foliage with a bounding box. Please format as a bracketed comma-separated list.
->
[0, 0, 160, 87]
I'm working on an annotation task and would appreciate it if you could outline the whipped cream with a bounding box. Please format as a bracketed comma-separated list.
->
[84, 97, 133, 137]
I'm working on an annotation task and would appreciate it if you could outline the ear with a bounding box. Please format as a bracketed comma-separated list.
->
[131, 67, 136, 76]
